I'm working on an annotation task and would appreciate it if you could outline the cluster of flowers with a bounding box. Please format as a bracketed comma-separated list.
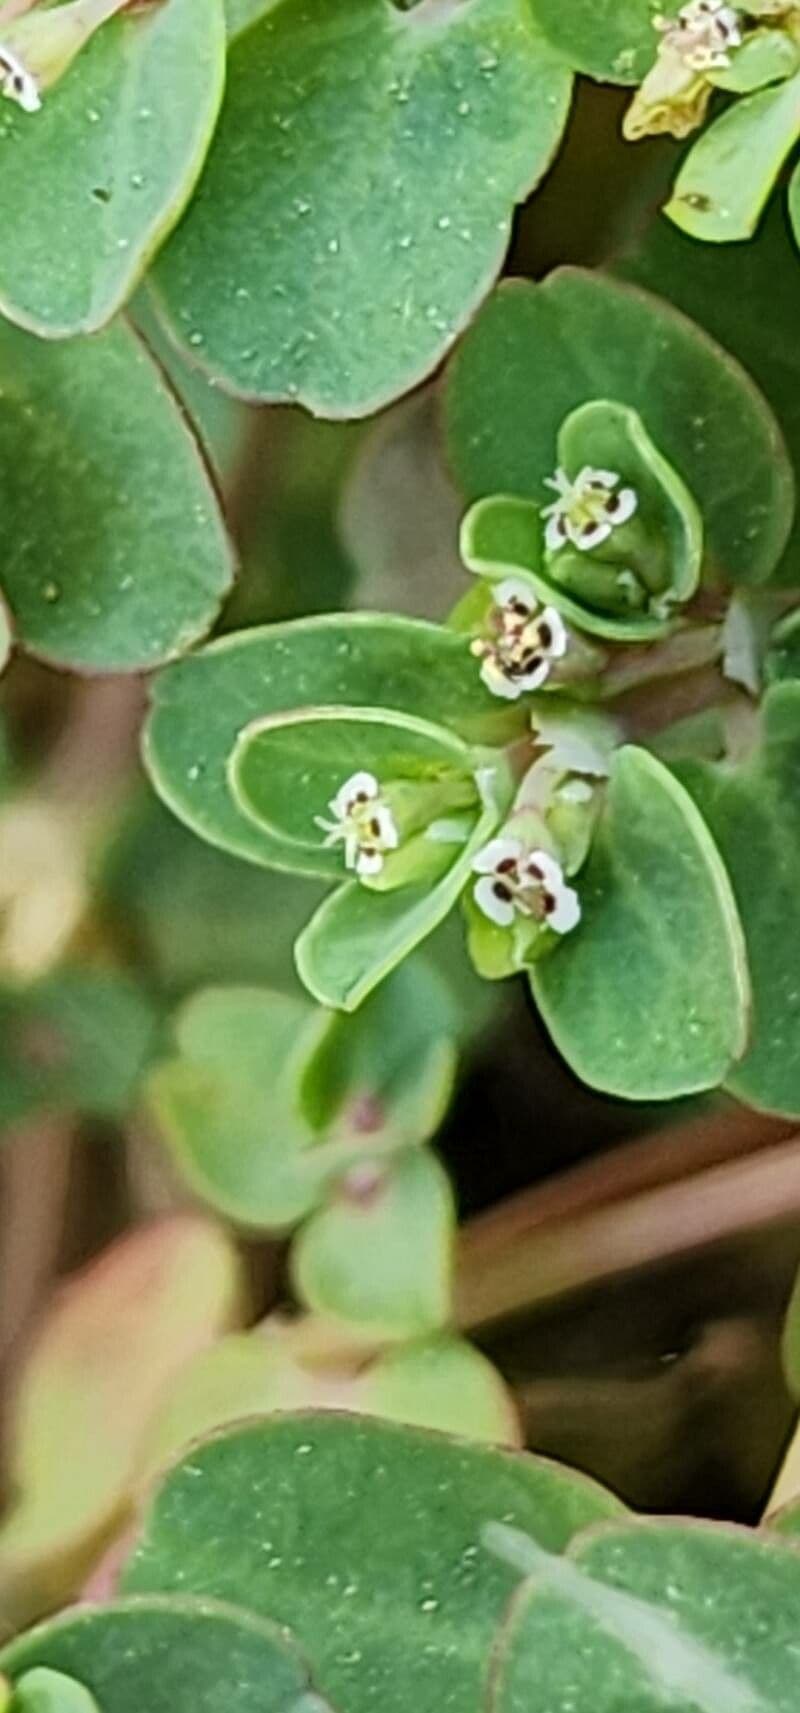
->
[313, 463, 639, 950]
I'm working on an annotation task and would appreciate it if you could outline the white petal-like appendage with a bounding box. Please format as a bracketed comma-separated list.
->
[544, 512, 568, 554]
[494, 576, 536, 613]
[480, 656, 521, 700]
[548, 882, 582, 935]
[332, 770, 379, 816]
[472, 836, 522, 875]
[474, 875, 515, 928]
[570, 518, 612, 552]
[540, 607, 568, 660]
[615, 486, 638, 525]
[355, 848, 384, 878]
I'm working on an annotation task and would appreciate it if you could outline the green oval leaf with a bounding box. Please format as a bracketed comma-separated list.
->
[121, 1414, 624, 1713]
[531, 745, 750, 1099]
[445, 269, 793, 587]
[296, 794, 501, 1010]
[0, 0, 225, 337]
[490, 1518, 800, 1712]
[150, 0, 572, 416]
[0, 1599, 324, 1713]
[0, 316, 233, 671]
[665, 70, 800, 243]
[230, 705, 477, 869]
[297, 956, 458, 1145]
[143, 616, 520, 876]
[292, 1148, 454, 1339]
[148, 988, 329, 1228]
[555, 398, 703, 604]
[616, 200, 800, 588]
[676, 683, 800, 1117]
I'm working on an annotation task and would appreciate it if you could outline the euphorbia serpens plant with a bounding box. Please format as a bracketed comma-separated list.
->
[2, 1, 800, 1709]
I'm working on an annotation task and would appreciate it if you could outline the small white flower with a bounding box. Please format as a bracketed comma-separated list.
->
[542, 466, 638, 555]
[471, 577, 568, 701]
[0, 43, 40, 113]
[314, 770, 399, 879]
[654, 0, 742, 71]
[472, 837, 581, 935]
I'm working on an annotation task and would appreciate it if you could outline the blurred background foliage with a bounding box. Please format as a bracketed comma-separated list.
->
[1, 72, 800, 1638]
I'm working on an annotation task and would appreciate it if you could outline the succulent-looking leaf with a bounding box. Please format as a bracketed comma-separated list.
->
[711, 27, 800, 94]
[445, 270, 793, 588]
[461, 493, 666, 642]
[144, 617, 520, 875]
[230, 705, 479, 871]
[296, 794, 503, 1010]
[0, 1220, 242, 1629]
[292, 1148, 454, 1339]
[297, 956, 459, 1146]
[489, 1518, 800, 1712]
[0, 1599, 325, 1713]
[0, 317, 233, 671]
[532, 745, 750, 1100]
[554, 399, 703, 604]
[616, 201, 800, 588]
[677, 683, 800, 1117]
[150, 0, 572, 416]
[0, 0, 226, 338]
[147, 987, 331, 1229]
[527, 0, 658, 84]
[665, 70, 800, 243]
[121, 1414, 624, 1713]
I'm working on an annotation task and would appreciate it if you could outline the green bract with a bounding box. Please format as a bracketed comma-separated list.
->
[229, 705, 481, 878]
[150, 0, 572, 416]
[143, 616, 520, 876]
[460, 400, 703, 642]
[445, 268, 793, 588]
[296, 791, 501, 1011]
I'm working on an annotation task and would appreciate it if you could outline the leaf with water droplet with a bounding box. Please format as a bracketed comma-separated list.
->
[0, 0, 225, 337]
[150, 0, 572, 415]
[0, 315, 233, 670]
[121, 1413, 624, 1713]
[491, 1517, 800, 1713]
